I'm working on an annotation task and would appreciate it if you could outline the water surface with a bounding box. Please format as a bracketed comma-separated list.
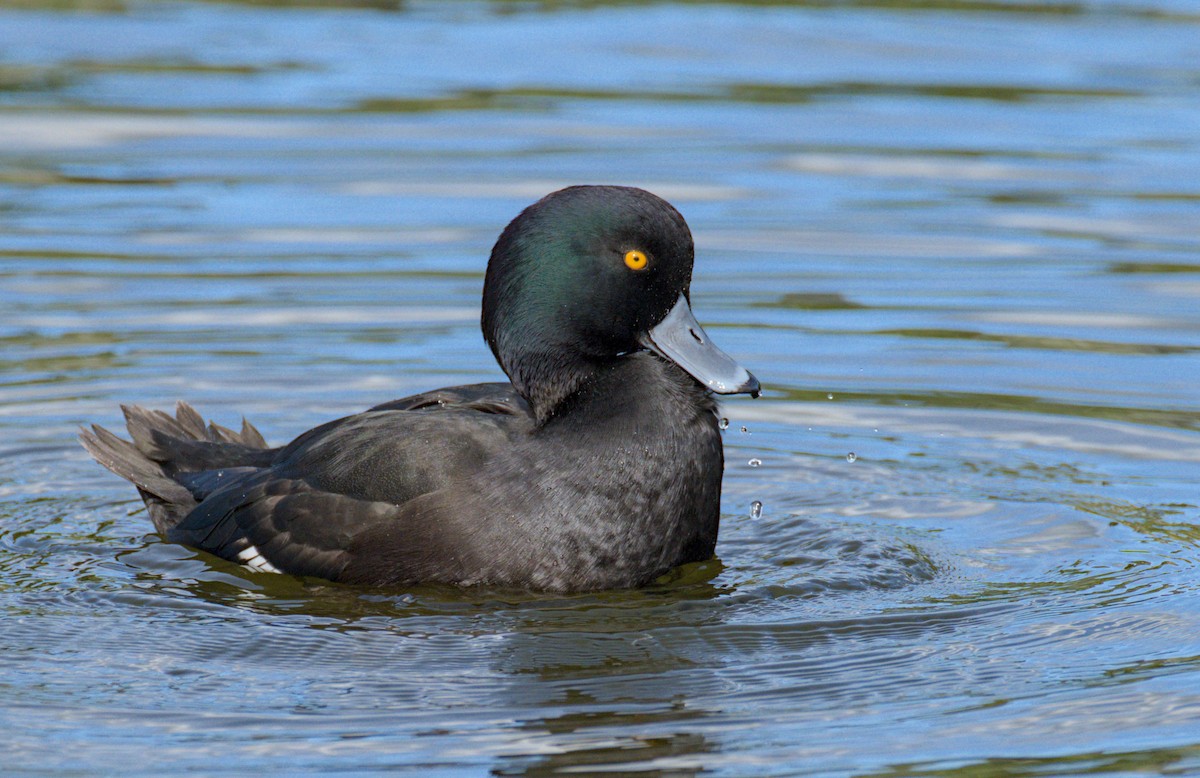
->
[2, 1, 1199, 775]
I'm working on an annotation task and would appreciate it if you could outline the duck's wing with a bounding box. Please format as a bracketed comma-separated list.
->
[167, 402, 528, 582]
[81, 385, 531, 580]
[166, 472, 401, 579]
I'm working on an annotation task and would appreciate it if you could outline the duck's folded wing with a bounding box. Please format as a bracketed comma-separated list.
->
[168, 474, 402, 581]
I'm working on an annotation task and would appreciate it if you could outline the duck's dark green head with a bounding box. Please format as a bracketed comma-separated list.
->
[482, 185, 758, 421]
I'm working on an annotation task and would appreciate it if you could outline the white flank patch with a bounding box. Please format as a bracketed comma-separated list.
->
[235, 546, 284, 574]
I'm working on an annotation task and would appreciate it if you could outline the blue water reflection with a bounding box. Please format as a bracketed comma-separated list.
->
[2, 0, 1199, 775]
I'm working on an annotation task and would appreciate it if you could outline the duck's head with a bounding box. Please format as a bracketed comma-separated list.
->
[482, 185, 759, 422]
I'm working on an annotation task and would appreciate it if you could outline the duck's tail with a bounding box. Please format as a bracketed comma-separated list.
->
[80, 402, 276, 533]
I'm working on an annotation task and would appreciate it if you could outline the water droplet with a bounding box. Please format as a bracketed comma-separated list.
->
[827, 393, 834, 400]
[719, 417, 729, 430]
[846, 452, 857, 463]
[740, 425, 750, 434]
[748, 458, 762, 467]
[749, 500, 763, 520]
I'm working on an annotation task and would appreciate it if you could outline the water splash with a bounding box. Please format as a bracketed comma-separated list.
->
[846, 452, 858, 463]
[719, 417, 730, 430]
[749, 500, 763, 519]
[748, 458, 762, 467]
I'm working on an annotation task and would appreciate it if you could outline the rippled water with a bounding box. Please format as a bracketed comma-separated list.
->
[2, 1, 1199, 774]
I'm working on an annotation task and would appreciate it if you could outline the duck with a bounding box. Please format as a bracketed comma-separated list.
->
[81, 185, 760, 592]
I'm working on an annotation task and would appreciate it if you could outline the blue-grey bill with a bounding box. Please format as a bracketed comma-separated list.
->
[640, 294, 761, 397]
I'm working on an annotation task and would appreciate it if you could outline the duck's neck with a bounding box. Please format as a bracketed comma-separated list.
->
[502, 349, 602, 426]
[526, 351, 717, 431]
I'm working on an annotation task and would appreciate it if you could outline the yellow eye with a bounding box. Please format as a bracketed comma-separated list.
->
[624, 249, 649, 271]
